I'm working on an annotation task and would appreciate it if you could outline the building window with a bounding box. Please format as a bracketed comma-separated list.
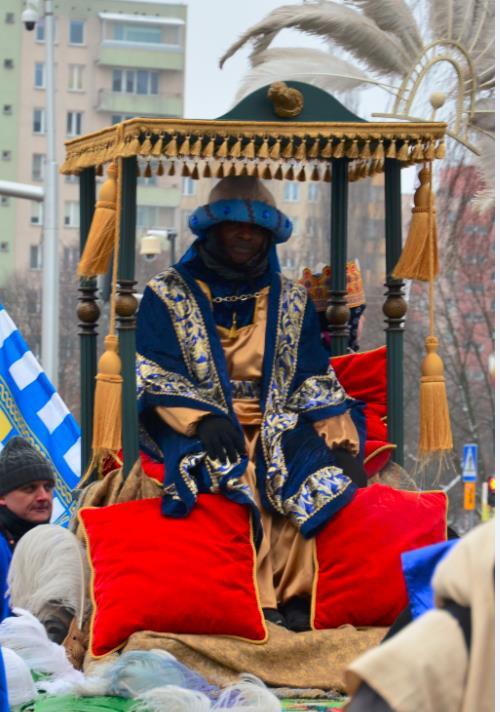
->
[66, 111, 82, 136]
[111, 22, 163, 44]
[182, 177, 195, 196]
[30, 203, 43, 224]
[32, 154, 46, 182]
[0, 242, 9, 252]
[63, 246, 79, 269]
[33, 108, 46, 134]
[69, 19, 85, 45]
[30, 244, 42, 270]
[3, 105, 12, 115]
[284, 182, 299, 202]
[35, 18, 45, 41]
[3, 59, 14, 69]
[34, 62, 45, 88]
[308, 182, 318, 202]
[136, 205, 175, 229]
[64, 201, 80, 228]
[1, 151, 11, 161]
[68, 64, 84, 91]
[110, 113, 135, 125]
[5, 13, 15, 24]
[111, 69, 159, 96]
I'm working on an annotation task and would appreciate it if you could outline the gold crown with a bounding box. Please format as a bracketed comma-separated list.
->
[299, 262, 365, 311]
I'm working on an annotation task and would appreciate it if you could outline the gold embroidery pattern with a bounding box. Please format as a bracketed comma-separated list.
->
[287, 367, 347, 412]
[283, 466, 352, 528]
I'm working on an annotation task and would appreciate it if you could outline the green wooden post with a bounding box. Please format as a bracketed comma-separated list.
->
[117, 157, 139, 477]
[384, 159, 407, 466]
[327, 157, 350, 356]
[77, 167, 99, 476]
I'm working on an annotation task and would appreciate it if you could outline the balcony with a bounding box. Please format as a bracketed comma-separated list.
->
[96, 89, 182, 117]
[98, 45, 184, 72]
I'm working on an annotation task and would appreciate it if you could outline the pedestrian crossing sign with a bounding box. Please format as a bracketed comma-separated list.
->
[462, 443, 478, 482]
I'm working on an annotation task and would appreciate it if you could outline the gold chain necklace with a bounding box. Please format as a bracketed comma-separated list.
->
[212, 291, 261, 304]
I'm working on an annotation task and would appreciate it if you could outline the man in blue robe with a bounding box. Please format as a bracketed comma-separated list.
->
[136, 176, 366, 630]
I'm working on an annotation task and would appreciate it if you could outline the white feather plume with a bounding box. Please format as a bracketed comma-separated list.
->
[212, 674, 281, 711]
[470, 133, 495, 212]
[132, 686, 212, 712]
[234, 47, 379, 103]
[346, 0, 423, 59]
[2, 646, 37, 707]
[220, 3, 410, 77]
[7, 523, 89, 628]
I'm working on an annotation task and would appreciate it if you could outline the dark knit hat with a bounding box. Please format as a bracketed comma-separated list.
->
[0, 437, 55, 495]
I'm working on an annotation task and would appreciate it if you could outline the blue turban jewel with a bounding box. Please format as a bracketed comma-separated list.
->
[189, 199, 293, 244]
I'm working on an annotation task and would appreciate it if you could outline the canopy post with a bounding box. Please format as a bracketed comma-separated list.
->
[77, 167, 99, 476]
[383, 158, 407, 466]
[117, 157, 139, 477]
[327, 157, 350, 356]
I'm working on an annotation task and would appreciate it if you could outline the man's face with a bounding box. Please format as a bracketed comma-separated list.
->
[217, 222, 269, 265]
[0, 481, 54, 523]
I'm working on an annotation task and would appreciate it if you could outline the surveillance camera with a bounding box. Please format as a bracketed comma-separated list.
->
[21, 7, 38, 31]
[139, 233, 161, 261]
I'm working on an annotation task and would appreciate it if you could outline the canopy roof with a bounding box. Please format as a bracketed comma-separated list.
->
[61, 81, 447, 179]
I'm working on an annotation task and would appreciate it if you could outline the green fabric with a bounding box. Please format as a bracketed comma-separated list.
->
[280, 701, 347, 710]
[26, 696, 136, 712]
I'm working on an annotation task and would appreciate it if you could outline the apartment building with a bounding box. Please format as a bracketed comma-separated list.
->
[0, 0, 186, 285]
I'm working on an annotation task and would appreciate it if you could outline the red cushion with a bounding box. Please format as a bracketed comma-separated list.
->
[79, 496, 267, 657]
[331, 346, 394, 476]
[312, 484, 448, 629]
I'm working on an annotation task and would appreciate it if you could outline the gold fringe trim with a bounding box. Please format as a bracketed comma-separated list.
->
[270, 138, 281, 160]
[230, 137, 242, 159]
[321, 138, 333, 159]
[257, 137, 269, 160]
[216, 137, 228, 159]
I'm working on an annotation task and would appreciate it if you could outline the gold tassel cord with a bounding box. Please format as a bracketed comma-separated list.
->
[77, 163, 117, 278]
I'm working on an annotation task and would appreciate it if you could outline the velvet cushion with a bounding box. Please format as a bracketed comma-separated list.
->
[79, 495, 267, 657]
[331, 346, 393, 476]
[312, 484, 448, 629]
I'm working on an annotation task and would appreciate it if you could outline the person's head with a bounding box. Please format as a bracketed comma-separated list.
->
[0, 437, 55, 523]
[187, 176, 293, 271]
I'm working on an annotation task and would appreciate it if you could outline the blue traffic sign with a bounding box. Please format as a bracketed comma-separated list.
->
[462, 443, 478, 482]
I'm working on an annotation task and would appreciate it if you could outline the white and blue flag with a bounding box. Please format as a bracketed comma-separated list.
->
[0, 303, 80, 525]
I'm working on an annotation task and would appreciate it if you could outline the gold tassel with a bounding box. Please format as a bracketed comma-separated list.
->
[308, 138, 320, 159]
[332, 138, 345, 159]
[144, 161, 152, 178]
[424, 140, 435, 160]
[191, 136, 202, 156]
[178, 135, 191, 156]
[168, 160, 176, 176]
[368, 160, 377, 176]
[203, 137, 215, 158]
[156, 160, 164, 177]
[216, 138, 228, 159]
[139, 133, 152, 156]
[243, 138, 255, 160]
[321, 138, 334, 159]
[240, 162, 249, 177]
[216, 162, 225, 178]
[165, 135, 178, 158]
[392, 166, 438, 281]
[88, 334, 123, 474]
[203, 161, 212, 178]
[360, 140, 371, 159]
[228, 162, 237, 177]
[78, 163, 117, 278]
[257, 137, 269, 160]
[136, 162, 142, 177]
[285, 164, 295, 181]
[411, 139, 424, 161]
[294, 140, 306, 161]
[181, 161, 190, 177]
[419, 336, 453, 454]
[282, 139, 294, 159]
[386, 138, 397, 159]
[323, 164, 332, 182]
[191, 163, 200, 180]
[310, 164, 320, 181]
[152, 133, 164, 157]
[397, 139, 409, 161]
[436, 139, 446, 159]
[374, 139, 385, 160]
[297, 165, 306, 181]
[123, 134, 141, 158]
[346, 138, 359, 159]
[274, 164, 283, 180]
[262, 163, 273, 180]
[230, 137, 242, 159]
[270, 138, 282, 160]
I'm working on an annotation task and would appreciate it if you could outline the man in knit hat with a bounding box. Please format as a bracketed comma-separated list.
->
[137, 176, 366, 631]
[0, 436, 55, 619]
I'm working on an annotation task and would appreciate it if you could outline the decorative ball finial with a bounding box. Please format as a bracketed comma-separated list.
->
[429, 92, 446, 110]
[267, 81, 304, 118]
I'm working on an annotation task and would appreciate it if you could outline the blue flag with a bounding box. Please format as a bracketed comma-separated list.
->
[0, 303, 80, 525]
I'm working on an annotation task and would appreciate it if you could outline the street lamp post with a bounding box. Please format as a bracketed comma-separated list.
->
[23, 0, 59, 385]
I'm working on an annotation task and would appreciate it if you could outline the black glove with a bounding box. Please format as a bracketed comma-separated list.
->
[196, 415, 246, 464]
